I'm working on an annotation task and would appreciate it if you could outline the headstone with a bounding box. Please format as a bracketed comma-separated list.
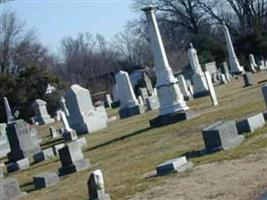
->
[243, 72, 254, 87]
[65, 85, 107, 134]
[49, 126, 59, 138]
[33, 147, 55, 163]
[0, 123, 10, 158]
[223, 22, 244, 74]
[249, 54, 257, 72]
[138, 96, 144, 107]
[31, 99, 55, 125]
[54, 110, 62, 121]
[34, 172, 59, 189]
[156, 156, 193, 175]
[0, 177, 24, 200]
[6, 157, 30, 173]
[146, 96, 159, 111]
[220, 62, 231, 81]
[188, 43, 209, 97]
[116, 71, 144, 119]
[220, 74, 228, 84]
[76, 137, 87, 149]
[144, 73, 154, 96]
[58, 141, 90, 176]
[6, 119, 41, 162]
[95, 106, 108, 122]
[204, 71, 218, 106]
[112, 84, 120, 102]
[60, 111, 78, 141]
[177, 75, 192, 101]
[139, 87, 149, 102]
[53, 143, 65, 156]
[60, 97, 70, 117]
[0, 163, 5, 178]
[261, 84, 267, 109]
[186, 80, 194, 95]
[259, 60, 266, 70]
[88, 169, 111, 200]
[30, 126, 42, 144]
[205, 62, 220, 84]
[104, 94, 112, 108]
[202, 120, 244, 151]
[236, 113, 265, 134]
[142, 6, 196, 127]
[3, 97, 15, 124]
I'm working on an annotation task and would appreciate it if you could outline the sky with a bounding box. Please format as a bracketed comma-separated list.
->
[1, 0, 138, 53]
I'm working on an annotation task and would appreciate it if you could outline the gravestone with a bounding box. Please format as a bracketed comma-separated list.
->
[249, 54, 257, 72]
[95, 106, 108, 122]
[6, 157, 30, 173]
[53, 143, 65, 155]
[143, 6, 197, 127]
[220, 62, 231, 81]
[30, 126, 42, 144]
[243, 72, 254, 87]
[31, 99, 55, 125]
[177, 75, 192, 101]
[223, 22, 244, 74]
[58, 141, 90, 176]
[104, 94, 112, 108]
[186, 80, 194, 95]
[0, 177, 24, 200]
[236, 113, 265, 134]
[60, 97, 70, 117]
[205, 62, 219, 84]
[0, 123, 10, 158]
[60, 111, 78, 141]
[116, 71, 144, 119]
[138, 96, 144, 107]
[65, 85, 107, 134]
[220, 74, 228, 84]
[33, 147, 55, 163]
[202, 120, 244, 151]
[188, 43, 209, 97]
[34, 172, 59, 189]
[0, 163, 5, 178]
[49, 126, 59, 138]
[204, 71, 218, 106]
[144, 73, 154, 96]
[6, 119, 41, 162]
[156, 156, 193, 175]
[139, 87, 149, 102]
[146, 96, 159, 111]
[76, 137, 87, 149]
[3, 97, 15, 124]
[88, 169, 111, 200]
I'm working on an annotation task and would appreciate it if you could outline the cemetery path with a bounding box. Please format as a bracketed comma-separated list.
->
[129, 151, 267, 200]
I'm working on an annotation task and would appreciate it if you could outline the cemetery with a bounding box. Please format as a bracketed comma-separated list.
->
[2, 1, 267, 200]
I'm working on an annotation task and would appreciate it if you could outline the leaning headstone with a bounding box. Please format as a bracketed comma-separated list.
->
[31, 99, 55, 125]
[236, 113, 265, 134]
[65, 85, 107, 134]
[156, 156, 193, 175]
[146, 96, 159, 111]
[88, 169, 111, 200]
[188, 43, 209, 97]
[60, 111, 78, 141]
[204, 71, 218, 106]
[0, 123, 10, 158]
[116, 71, 144, 119]
[33, 147, 55, 163]
[243, 72, 254, 87]
[177, 75, 192, 101]
[202, 120, 244, 151]
[0, 177, 25, 200]
[223, 22, 244, 74]
[49, 126, 59, 138]
[58, 141, 90, 176]
[143, 5, 197, 127]
[34, 172, 59, 189]
[6, 157, 30, 173]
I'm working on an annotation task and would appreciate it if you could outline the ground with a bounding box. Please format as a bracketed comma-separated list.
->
[2, 71, 267, 200]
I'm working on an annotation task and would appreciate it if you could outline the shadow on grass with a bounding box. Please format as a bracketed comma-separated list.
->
[181, 148, 221, 159]
[41, 138, 63, 148]
[85, 127, 152, 152]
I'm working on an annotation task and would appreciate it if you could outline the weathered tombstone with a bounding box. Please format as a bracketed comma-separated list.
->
[33, 147, 55, 163]
[30, 126, 42, 144]
[116, 71, 144, 119]
[60, 111, 78, 141]
[144, 73, 154, 96]
[3, 97, 15, 124]
[34, 172, 59, 189]
[177, 75, 192, 101]
[31, 99, 55, 125]
[104, 94, 112, 108]
[138, 96, 144, 107]
[205, 62, 220, 84]
[76, 137, 88, 149]
[6, 119, 41, 162]
[156, 156, 193, 175]
[49, 126, 59, 138]
[59, 97, 70, 117]
[65, 85, 107, 134]
[0, 177, 25, 200]
[249, 54, 258, 72]
[0, 123, 10, 158]
[223, 22, 244, 74]
[88, 169, 111, 200]
[143, 6, 197, 127]
[243, 72, 254, 87]
[58, 141, 90, 176]
[6, 157, 30, 172]
[220, 74, 228, 84]
[54, 110, 62, 122]
[220, 62, 231, 81]
[204, 71, 218, 106]
[95, 106, 108, 122]
[146, 96, 159, 111]
[236, 113, 265, 134]
[52, 143, 65, 156]
[139, 87, 149, 102]
[0, 163, 5, 178]
[188, 43, 209, 97]
[202, 120, 244, 151]
[262, 84, 267, 109]
[186, 80, 194, 95]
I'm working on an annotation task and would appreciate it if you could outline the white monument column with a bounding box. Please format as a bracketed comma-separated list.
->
[223, 22, 244, 74]
[142, 5, 189, 117]
[3, 97, 15, 124]
[187, 43, 209, 97]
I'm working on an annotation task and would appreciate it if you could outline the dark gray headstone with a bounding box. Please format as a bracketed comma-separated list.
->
[33, 147, 55, 163]
[236, 113, 265, 134]
[6, 158, 30, 173]
[243, 72, 254, 87]
[58, 141, 90, 176]
[0, 177, 24, 200]
[202, 120, 244, 151]
[31, 99, 55, 125]
[34, 172, 59, 189]
[6, 120, 41, 162]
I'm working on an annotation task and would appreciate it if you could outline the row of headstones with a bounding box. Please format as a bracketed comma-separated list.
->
[155, 84, 267, 175]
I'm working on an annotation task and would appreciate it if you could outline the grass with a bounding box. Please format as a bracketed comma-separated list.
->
[6, 71, 267, 200]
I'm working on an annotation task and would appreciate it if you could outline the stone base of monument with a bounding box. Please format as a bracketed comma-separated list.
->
[202, 120, 245, 151]
[59, 159, 91, 176]
[62, 129, 78, 141]
[34, 172, 59, 189]
[146, 96, 159, 111]
[156, 156, 193, 176]
[33, 148, 55, 163]
[149, 110, 199, 128]
[7, 158, 30, 173]
[236, 113, 265, 134]
[89, 193, 111, 200]
[243, 72, 254, 87]
[0, 177, 27, 200]
[111, 101, 120, 108]
[119, 104, 144, 119]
